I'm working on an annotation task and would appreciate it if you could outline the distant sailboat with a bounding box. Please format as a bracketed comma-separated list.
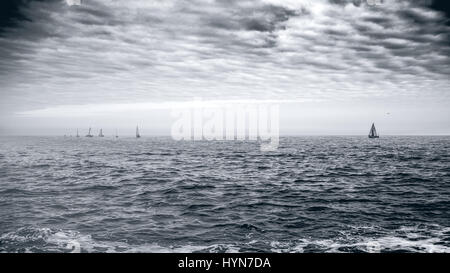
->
[98, 129, 104, 137]
[368, 123, 379, 138]
[76, 129, 80, 138]
[115, 129, 119, 139]
[85, 127, 93, 137]
[136, 126, 141, 138]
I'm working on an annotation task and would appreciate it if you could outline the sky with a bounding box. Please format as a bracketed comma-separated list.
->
[0, 0, 449, 136]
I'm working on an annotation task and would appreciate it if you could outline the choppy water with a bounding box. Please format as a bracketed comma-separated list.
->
[0, 136, 449, 253]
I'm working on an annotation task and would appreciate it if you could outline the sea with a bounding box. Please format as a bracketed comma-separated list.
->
[0, 136, 449, 253]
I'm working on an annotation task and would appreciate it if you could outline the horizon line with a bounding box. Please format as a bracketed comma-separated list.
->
[1, 134, 449, 137]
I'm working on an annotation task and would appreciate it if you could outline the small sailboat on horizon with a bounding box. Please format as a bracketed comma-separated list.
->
[368, 123, 379, 138]
[136, 126, 141, 138]
[85, 127, 93, 137]
[76, 129, 80, 138]
[98, 129, 104, 137]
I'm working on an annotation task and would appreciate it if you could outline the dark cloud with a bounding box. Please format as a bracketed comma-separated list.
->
[0, 0, 61, 35]
[0, 0, 30, 33]
[0, 0, 448, 115]
[429, 0, 450, 25]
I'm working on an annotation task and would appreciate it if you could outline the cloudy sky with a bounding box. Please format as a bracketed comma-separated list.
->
[0, 0, 449, 135]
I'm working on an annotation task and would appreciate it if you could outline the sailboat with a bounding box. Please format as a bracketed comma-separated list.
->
[76, 129, 80, 138]
[136, 126, 141, 138]
[115, 129, 119, 139]
[85, 127, 93, 137]
[368, 123, 379, 138]
[98, 129, 104, 137]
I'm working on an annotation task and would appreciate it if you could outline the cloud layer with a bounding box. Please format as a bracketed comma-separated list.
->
[0, 0, 449, 114]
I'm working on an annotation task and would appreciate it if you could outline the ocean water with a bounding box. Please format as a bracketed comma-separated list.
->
[0, 136, 449, 253]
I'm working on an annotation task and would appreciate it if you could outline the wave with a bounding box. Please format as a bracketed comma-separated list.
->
[270, 225, 450, 253]
[0, 226, 235, 253]
[1, 137, 449, 253]
[270, 236, 450, 253]
[1, 225, 449, 253]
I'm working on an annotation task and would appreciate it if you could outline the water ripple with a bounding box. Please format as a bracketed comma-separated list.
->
[0, 136, 449, 252]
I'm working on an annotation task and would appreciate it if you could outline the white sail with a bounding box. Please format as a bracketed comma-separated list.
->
[99, 129, 104, 137]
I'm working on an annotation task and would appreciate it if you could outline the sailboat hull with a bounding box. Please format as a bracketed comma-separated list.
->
[368, 135, 379, 138]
